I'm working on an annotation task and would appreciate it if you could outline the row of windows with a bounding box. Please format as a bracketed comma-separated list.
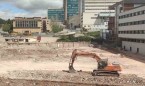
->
[83, 25, 108, 28]
[85, 5, 110, 7]
[119, 30, 145, 34]
[85, 9, 107, 10]
[119, 20, 145, 26]
[85, 2, 115, 4]
[119, 10, 145, 19]
[15, 21, 38, 28]
[122, 38, 145, 43]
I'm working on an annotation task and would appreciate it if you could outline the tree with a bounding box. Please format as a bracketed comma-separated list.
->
[50, 16, 63, 33]
[52, 24, 63, 33]
[0, 18, 6, 28]
[57, 35, 92, 42]
[2, 24, 11, 32]
[0, 18, 13, 33]
[86, 31, 100, 38]
[6, 19, 13, 33]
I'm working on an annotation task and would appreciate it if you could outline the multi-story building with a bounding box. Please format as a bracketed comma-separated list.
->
[63, 0, 80, 29]
[109, 0, 145, 55]
[110, 0, 145, 36]
[64, 0, 79, 20]
[118, 5, 145, 55]
[48, 9, 64, 22]
[41, 18, 51, 32]
[13, 17, 42, 34]
[81, 0, 122, 32]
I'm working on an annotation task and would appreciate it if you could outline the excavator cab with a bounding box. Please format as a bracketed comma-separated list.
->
[98, 59, 108, 69]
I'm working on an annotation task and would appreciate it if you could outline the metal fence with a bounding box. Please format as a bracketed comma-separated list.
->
[7, 42, 91, 48]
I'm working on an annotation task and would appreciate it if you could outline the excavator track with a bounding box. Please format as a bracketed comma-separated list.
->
[92, 70, 119, 76]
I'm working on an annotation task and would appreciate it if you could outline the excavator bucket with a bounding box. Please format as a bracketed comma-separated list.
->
[69, 65, 76, 73]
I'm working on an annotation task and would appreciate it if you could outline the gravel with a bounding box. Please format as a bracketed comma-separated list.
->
[3, 70, 145, 86]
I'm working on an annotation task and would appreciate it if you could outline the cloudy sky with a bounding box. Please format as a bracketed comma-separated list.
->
[0, 0, 63, 20]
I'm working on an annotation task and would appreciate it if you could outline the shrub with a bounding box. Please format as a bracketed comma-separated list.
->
[52, 24, 63, 33]
[86, 31, 100, 38]
[57, 35, 91, 42]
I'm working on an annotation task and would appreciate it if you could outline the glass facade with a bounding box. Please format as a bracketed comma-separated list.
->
[67, 0, 79, 18]
[48, 9, 64, 22]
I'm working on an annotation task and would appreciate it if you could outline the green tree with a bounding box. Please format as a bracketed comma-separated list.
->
[0, 18, 13, 33]
[6, 19, 13, 33]
[57, 35, 70, 42]
[86, 31, 100, 38]
[52, 24, 63, 33]
[0, 18, 6, 28]
[57, 35, 92, 42]
[2, 24, 11, 32]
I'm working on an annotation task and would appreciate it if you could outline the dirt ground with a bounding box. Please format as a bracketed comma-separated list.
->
[0, 36, 145, 85]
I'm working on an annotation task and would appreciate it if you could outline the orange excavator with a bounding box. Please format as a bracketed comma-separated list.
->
[69, 49, 122, 76]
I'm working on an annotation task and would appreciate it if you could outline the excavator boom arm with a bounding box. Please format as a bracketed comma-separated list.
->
[69, 49, 101, 72]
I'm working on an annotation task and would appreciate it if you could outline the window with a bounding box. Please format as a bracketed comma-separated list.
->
[137, 48, 139, 53]
[141, 30, 144, 34]
[141, 10, 145, 14]
[130, 47, 132, 51]
[130, 13, 133, 17]
[127, 14, 130, 17]
[141, 20, 145, 24]
[137, 11, 140, 15]
[130, 22, 133, 25]
[141, 40, 145, 43]
[133, 12, 136, 16]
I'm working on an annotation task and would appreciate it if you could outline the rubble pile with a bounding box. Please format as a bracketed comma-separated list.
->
[4, 70, 145, 86]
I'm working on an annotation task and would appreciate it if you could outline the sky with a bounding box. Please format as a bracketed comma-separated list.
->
[0, 0, 63, 20]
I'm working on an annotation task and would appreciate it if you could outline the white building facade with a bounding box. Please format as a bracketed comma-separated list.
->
[118, 5, 145, 55]
[81, 0, 121, 32]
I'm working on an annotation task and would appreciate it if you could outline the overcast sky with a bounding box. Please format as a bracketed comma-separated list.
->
[0, 0, 63, 20]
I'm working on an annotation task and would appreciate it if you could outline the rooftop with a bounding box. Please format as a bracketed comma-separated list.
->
[110, 0, 145, 9]
[14, 17, 42, 20]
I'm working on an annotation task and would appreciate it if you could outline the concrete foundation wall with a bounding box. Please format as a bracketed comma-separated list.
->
[13, 28, 41, 33]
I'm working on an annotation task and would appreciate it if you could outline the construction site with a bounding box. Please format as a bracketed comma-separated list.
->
[0, 35, 145, 86]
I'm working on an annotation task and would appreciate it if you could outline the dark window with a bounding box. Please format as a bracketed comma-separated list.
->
[130, 13, 133, 17]
[142, 10, 145, 14]
[130, 47, 132, 51]
[127, 14, 130, 17]
[124, 46, 126, 50]
[133, 12, 136, 16]
[137, 48, 139, 53]
[137, 11, 140, 15]
[141, 40, 145, 43]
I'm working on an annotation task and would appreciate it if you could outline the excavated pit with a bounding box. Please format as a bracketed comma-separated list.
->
[0, 37, 145, 85]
